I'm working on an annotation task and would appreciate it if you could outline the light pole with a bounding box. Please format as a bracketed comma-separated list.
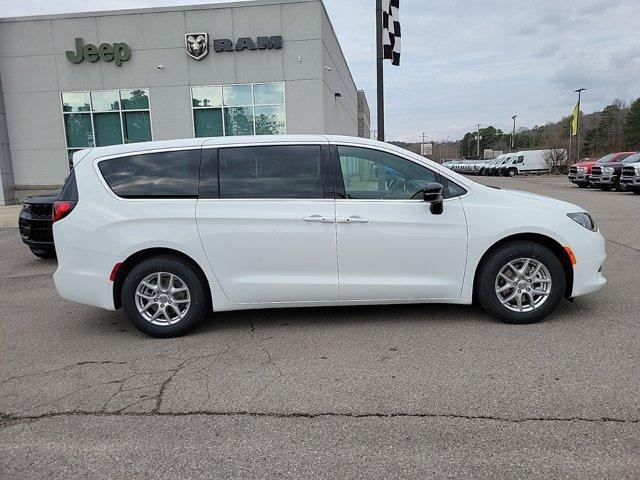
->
[574, 88, 586, 161]
[375, 0, 385, 141]
[511, 115, 517, 151]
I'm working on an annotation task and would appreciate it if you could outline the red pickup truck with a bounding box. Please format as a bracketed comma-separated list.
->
[567, 152, 635, 188]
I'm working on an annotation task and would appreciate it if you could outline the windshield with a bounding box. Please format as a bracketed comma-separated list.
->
[596, 153, 618, 164]
[622, 152, 640, 163]
[501, 157, 512, 164]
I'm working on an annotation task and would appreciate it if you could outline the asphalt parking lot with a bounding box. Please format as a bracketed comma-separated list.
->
[1, 176, 638, 479]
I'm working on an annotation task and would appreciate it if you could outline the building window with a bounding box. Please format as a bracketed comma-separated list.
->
[191, 82, 286, 138]
[61, 89, 152, 170]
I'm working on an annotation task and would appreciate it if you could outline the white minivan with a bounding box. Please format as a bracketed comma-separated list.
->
[52, 136, 606, 337]
[498, 150, 560, 177]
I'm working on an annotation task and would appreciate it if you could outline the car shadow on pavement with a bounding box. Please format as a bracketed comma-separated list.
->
[194, 302, 550, 337]
[80, 292, 578, 339]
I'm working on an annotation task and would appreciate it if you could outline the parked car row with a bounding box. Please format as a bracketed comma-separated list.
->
[568, 151, 640, 194]
[444, 150, 556, 177]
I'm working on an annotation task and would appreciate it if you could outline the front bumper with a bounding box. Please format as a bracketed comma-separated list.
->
[619, 175, 640, 188]
[568, 173, 589, 184]
[18, 213, 54, 249]
[559, 222, 607, 298]
[588, 173, 616, 187]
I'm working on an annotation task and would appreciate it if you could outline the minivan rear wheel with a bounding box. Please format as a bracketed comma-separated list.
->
[507, 168, 517, 177]
[477, 241, 565, 324]
[121, 255, 207, 337]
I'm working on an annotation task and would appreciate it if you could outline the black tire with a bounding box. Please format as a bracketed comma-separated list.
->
[577, 182, 588, 188]
[600, 186, 612, 191]
[477, 241, 566, 324]
[632, 188, 640, 195]
[614, 180, 626, 192]
[507, 168, 517, 177]
[121, 255, 208, 337]
[29, 247, 56, 259]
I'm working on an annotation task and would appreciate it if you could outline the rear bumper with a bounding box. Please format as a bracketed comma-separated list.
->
[53, 267, 116, 311]
[52, 241, 117, 311]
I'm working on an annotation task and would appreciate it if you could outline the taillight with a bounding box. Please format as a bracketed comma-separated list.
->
[52, 201, 76, 222]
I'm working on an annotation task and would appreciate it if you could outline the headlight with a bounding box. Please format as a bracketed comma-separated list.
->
[602, 166, 614, 174]
[635, 166, 640, 175]
[576, 167, 587, 173]
[568, 212, 597, 232]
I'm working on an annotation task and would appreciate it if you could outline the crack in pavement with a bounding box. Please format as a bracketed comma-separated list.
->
[0, 360, 128, 388]
[249, 317, 283, 378]
[605, 238, 640, 253]
[1, 410, 638, 429]
[1, 324, 283, 417]
[247, 316, 284, 405]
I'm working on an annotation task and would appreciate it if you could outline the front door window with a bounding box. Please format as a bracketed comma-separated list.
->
[338, 146, 437, 199]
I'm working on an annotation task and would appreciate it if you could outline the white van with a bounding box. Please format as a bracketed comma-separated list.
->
[499, 150, 561, 177]
[480, 154, 507, 175]
[52, 135, 605, 337]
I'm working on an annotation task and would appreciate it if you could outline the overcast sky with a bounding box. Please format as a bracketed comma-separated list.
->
[2, 0, 639, 142]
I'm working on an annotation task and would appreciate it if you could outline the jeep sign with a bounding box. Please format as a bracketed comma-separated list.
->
[66, 38, 131, 66]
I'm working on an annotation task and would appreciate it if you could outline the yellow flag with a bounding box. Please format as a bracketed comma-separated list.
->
[571, 101, 579, 136]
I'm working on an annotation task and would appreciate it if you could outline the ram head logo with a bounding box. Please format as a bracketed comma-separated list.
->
[185, 33, 209, 60]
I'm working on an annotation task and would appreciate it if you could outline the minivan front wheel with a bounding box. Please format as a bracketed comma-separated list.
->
[121, 255, 207, 337]
[477, 241, 565, 324]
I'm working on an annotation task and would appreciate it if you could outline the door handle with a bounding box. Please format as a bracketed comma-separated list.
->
[303, 215, 331, 223]
[337, 216, 369, 224]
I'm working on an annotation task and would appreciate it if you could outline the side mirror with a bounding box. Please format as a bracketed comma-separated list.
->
[422, 182, 444, 215]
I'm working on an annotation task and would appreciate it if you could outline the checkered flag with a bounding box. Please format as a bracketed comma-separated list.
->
[382, 0, 401, 66]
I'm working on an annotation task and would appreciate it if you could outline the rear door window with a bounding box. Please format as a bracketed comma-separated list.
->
[59, 170, 78, 201]
[98, 149, 200, 198]
[218, 145, 324, 199]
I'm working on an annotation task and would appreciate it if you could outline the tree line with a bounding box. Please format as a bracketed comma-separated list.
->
[456, 97, 640, 160]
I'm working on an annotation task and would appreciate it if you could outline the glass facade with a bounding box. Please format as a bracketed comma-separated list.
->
[192, 82, 286, 137]
[61, 88, 152, 169]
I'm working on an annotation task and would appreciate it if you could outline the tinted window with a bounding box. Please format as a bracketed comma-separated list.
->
[99, 150, 200, 198]
[59, 170, 78, 201]
[338, 146, 437, 200]
[219, 145, 324, 199]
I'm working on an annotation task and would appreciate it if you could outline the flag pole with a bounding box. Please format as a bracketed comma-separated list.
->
[375, 0, 385, 141]
[574, 88, 586, 161]
[568, 122, 572, 164]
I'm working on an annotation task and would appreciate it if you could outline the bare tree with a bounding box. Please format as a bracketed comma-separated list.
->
[542, 149, 569, 173]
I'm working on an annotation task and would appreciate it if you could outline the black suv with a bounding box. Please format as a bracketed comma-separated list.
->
[18, 191, 59, 258]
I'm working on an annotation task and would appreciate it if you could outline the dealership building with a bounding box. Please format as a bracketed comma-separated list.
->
[0, 0, 369, 204]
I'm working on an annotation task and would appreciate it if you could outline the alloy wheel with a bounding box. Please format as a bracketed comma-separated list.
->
[494, 258, 552, 312]
[135, 272, 191, 325]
